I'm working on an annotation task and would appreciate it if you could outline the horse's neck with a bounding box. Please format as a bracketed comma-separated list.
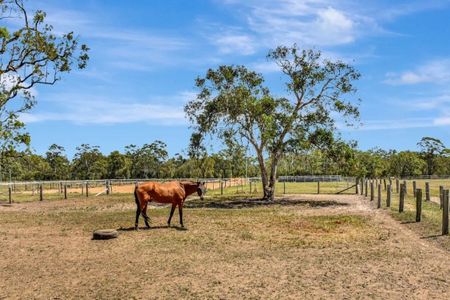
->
[182, 182, 197, 196]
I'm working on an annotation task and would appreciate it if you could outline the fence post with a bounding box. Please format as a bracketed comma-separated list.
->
[8, 185, 12, 204]
[59, 181, 63, 194]
[413, 181, 417, 197]
[249, 180, 252, 194]
[387, 184, 391, 207]
[221, 181, 223, 195]
[399, 183, 405, 213]
[39, 184, 43, 201]
[86, 182, 89, 198]
[395, 179, 399, 194]
[355, 178, 359, 194]
[443, 189, 449, 235]
[383, 178, 386, 191]
[64, 184, 67, 200]
[377, 184, 381, 208]
[440, 186, 444, 209]
[416, 188, 422, 222]
[425, 182, 430, 202]
[283, 181, 286, 194]
[370, 181, 374, 201]
[105, 180, 110, 195]
[317, 181, 320, 194]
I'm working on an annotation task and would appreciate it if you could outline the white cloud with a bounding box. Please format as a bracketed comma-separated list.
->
[19, 92, 194, 126]
[384, 59, 450, 85]
[405, 94, 450, 110]
[213, 34, 256, 55]
[215, 0, 378, 52]
[251, 61, 280, 73]
[31, 6, 191, 71]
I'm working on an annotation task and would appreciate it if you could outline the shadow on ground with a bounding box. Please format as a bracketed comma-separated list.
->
[184, 198, 349, 209]
[117, 225, 187, 232]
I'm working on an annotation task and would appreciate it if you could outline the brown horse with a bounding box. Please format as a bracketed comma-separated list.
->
[133, 180, 206, 230]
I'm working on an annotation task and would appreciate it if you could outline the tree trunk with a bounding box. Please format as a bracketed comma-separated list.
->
[255, 150, 271, 200]
[259, 151, 281, 201]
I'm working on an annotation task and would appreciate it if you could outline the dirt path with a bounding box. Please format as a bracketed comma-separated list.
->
[0, 193, 449, 299]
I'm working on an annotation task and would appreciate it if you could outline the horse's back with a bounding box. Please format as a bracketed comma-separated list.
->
[138, 181, 185, 204]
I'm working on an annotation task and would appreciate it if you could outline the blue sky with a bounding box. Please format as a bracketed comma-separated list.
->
[11, 0, 450, 157]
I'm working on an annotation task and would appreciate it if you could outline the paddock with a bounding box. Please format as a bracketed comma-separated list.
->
[0, 192, 449, 299]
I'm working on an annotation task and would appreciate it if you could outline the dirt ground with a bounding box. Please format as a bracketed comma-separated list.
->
[0, 193, 449, 299]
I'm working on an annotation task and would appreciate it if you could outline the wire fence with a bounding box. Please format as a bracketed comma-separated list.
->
[0, 176, 364, 204]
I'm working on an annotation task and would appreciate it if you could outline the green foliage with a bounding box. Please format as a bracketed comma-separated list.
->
[2, 137, 450, 181]
[45, 144, 70, 180]
[417, 137, 446, 175]
[125, 140, 168, 178]
[388, 151, 425, 177]
[71, 144, 106, 180]
[0, 0, 89, 153]
[106, 151, 129, 179]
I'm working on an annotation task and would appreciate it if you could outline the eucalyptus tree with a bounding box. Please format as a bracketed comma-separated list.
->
[0, 0, 89, 154]
[106, 150, 129, 179]
[45, 144, 70, 180]
[185, 45, 360, 200]
[417, 137, 445, 175]
[388, 151, 425, 177]
[72, 144, 106, 180]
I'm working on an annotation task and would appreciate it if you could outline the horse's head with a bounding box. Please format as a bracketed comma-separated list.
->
[196, 181, 206, 200]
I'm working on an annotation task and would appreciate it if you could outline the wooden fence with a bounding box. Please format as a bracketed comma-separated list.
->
[359, 178, 449, 236]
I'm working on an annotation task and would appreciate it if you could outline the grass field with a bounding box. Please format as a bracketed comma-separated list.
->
[0, 191, 449, 299]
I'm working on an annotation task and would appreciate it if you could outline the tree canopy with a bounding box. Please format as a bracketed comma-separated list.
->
[185, 45, 361, 200]
[0, 0, 89, 155]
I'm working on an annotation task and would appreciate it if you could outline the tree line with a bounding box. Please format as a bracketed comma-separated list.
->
[0, 136, 447, 182]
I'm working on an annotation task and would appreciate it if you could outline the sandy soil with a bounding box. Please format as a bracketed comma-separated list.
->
[0, 194, 449, 299]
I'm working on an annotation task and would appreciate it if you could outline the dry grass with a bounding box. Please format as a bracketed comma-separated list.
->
[0, 193, 449, 299]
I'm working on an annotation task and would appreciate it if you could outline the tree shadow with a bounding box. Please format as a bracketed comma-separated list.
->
[184, 198, 349, 209]
[400, 221, 417, 224]
[420, 234, 448, 239]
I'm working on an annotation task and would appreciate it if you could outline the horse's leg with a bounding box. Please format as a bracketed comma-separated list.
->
[167, 203, 176, 227]
[134, 189, 141, 230]
[134, 206, 141, 230]
[142, 202, 150, 228]
[178, 203, 184, 228]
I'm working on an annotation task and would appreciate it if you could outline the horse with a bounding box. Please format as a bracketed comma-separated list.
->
[133, 180, 206, 230]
